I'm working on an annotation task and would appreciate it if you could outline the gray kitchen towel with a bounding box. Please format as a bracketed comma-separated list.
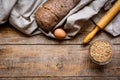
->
[0, 0, 119, 39]
[9, 0, 47, 36]
[0, 0, 17, 24]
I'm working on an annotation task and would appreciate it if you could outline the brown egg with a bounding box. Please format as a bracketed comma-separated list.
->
[54, 28, 66, 40]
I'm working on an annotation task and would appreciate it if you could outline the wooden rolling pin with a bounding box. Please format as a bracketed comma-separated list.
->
[83, 0, 120, 44]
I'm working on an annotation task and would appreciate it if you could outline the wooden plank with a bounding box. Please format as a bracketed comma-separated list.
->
[0, 23, 120, 45]
[0, 77, 120, 80]
[0, 45, 119, 77]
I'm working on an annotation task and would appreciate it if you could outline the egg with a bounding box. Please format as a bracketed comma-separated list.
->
[54, 28, 66, 40]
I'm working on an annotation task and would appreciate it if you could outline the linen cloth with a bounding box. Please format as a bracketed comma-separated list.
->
[0, 0, 119, 39]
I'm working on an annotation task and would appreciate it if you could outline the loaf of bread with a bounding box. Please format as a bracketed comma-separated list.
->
[35, 0, 80, 32]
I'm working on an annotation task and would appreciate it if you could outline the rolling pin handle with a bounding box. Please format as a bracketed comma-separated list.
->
[83, 26, 100, 44]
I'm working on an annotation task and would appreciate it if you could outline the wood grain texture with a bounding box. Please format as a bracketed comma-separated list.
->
[0, 45, 119, 77]
[0, 77, 120, 80]
[0, 23, 120, 79]
[0, 23, 120, 45]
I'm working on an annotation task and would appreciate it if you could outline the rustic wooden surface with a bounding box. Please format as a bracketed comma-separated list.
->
[0, 22, 120, 80]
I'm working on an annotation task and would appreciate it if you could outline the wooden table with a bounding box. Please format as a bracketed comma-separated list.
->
[0, 22, 120, 80]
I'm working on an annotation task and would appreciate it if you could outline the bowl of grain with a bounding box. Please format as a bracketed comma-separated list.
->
[90, 40, 112, 65]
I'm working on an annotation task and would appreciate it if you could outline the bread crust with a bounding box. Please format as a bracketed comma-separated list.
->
[35, 0, 80, 32]
[35, 6, 59, 31]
